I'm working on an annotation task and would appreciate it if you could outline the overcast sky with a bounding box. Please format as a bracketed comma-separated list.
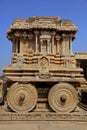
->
[0, 0, 87, 74]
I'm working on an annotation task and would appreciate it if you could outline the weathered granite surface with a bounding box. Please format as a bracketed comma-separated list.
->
[1, 16, 87, 130]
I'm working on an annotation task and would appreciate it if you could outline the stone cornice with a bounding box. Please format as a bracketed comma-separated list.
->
[7, 16, 78, 39]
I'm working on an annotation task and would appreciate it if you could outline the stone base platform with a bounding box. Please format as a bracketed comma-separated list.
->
[0, 112, 87, 130]
[0, 121, 87, 130]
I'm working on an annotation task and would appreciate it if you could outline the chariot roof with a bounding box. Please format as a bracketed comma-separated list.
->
[7, 16, 78, 34]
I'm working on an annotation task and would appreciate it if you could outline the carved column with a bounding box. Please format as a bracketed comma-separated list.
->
[51, 32, 56, 54]
[16, 39, 18, 53]
[40, 39, 43, 54]
[56, 36, 61, 55]
[20, 38, 23, 53]
[47, 39, 50, 54]
[61, 34, 69, 56]
[12, 38, 16, 53]
[69, 34, 73, 55]
[34, 31, 39, 54]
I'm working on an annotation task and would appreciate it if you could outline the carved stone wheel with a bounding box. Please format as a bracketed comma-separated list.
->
[48, 83, 78, 113]
[7, 83, 38, 113]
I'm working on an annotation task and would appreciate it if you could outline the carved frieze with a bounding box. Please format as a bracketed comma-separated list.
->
[0, 113, 87, 121]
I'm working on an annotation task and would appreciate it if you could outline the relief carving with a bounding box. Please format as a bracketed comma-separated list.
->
[0, 113, 87, 121]
[39, 57, 49, 74]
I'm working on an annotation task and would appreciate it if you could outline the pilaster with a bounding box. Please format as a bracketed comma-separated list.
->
[34, 31, 39, 54]
[69, 34, 73, 55]
[12, 38, 16, 53]
[47, 39, 50, 54]
[56, 35, 61, 55]
[16, 39, 19, 53]
[51, 32, 56, 54]
[61, 34, 70, 56]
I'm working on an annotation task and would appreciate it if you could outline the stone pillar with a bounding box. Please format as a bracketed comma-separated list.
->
[40, 39, 43, 54]
[12, 39, 16, 53]
[47, 39, 50, 54]
[26, 39, 29, 53]
[69, 34, 73, 55]
[34, 31, 39, 54]
[51, 32, 56, 54]
[56, 36, 61, 55]
[16, 40, 18, 53]
[20, 39, 23, 53]
[61, 34, 69, 56]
